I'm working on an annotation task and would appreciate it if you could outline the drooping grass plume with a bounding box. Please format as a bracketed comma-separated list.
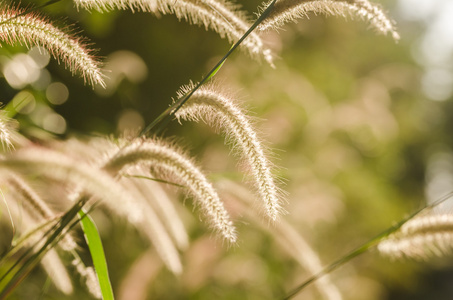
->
[3, 194, 75, 295]
[2, 173, 98, 295]
[0, 147, 133, 208]
[130, 177, 189, 250]
[175, 83, 283, 221]
[378, 213, 453, 260]
[40, 249, 74, 295]
[218, 180, 342, 300]
[0, 146, 182, 274]
[257, 0, 400, 40]
[6, 173, 77, 252]
[72, 0, 274, 65]
[0, 111, 14, 151]
[0, 6, 105, 87]
[72, 255, 102, 298]
[73, 0, 158, 11]
[50, 137, 185, 274]
[114, 176, 183, 274]
[104, 138, 237, 244]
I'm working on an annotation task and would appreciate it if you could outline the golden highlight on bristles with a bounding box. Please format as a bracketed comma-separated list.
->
[0, 146, 183, 275]
[378, 214, 453, 260]
[7, 174, 78, 252]
[73, 0, 274, 65]
[0, 8, 105, 87]
[0, 112, 14, 151]
[105, 138, 237, 244]
[72, 256, 102, 299]
[175, 83, 283, 221]
[0, 148, 133, 207]
[131, 178, 190, 250]
[5, 186, 76, 295]
[56, 137, 186, 272]
[114, 176, 183, 275]
[257, 0, 400, 40]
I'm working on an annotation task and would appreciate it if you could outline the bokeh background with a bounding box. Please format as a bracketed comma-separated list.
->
[2, 0, 453, 299]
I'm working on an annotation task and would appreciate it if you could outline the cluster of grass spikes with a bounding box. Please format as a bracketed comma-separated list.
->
[1, 1, 450, 300]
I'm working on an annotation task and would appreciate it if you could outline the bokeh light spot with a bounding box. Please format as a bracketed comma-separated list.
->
[28, 46, 50, 69]
[117, 109, 145, 134]
[42, 113, 67, 134]
[46, 82, 69, 105]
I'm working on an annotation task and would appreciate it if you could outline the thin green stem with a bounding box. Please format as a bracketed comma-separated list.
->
[141, 0, 277, 136]
[0, 216, 61, 262]
[283, 192, 453, 299]
[123, 173, 186, 188]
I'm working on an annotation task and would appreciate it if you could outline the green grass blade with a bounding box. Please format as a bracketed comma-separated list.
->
[206, 45, 232, 81]
[123, 174, 186, 188]
[78, 209, 114, 300]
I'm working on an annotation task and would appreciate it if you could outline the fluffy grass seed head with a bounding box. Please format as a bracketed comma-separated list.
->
[1, 190, 76, 295]
[49, 136, 185, 273]
[0, 110, 14, 151]
[56, 137, 183, 275]
[6, 173, 78, 251]
[131, 178, 190, 250]
[74, 0, 158, 13]
[258, 0, 400, 40]
[73, 0, 274, 65]
[0, 7, 105, 87]
[104, 138, 237, 244]
[115, 175, 183, 274]
[378, 214, 453, 260]
[0, 147, 133, 207]
[0, 144, 183, 275]
[71, 255, 102, 298]
[175, 83, 284, 221]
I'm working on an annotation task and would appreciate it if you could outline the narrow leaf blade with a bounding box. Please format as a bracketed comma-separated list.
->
[78, 210, 114, 300]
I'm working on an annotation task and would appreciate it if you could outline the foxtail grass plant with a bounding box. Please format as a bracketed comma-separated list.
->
[257, 0, 400, 40]
[0, 4, 105, 87]
[1, 0, 450, 299]
[175, 82, 283, 221]
[104, 138, 237, 244]
[73, 0, 274, 65]
[0, 112, 13, 151]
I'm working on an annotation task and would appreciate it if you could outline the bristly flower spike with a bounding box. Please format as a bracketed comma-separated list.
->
[104, 138, 237, 244]
[0, 7, 105, 87]
[378, 213, 453, 260]
[131, 178, 190, 250]
[257, 0, 400, 41]
[0, 146, 183, 274]
[175, 83, 283, 221]
[4, 178, 76, 295]
[7, 173, 78, 252]
[46, 137, 184, 274]
[73, 0, 274, 65]
[0, 111, 14, 151]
